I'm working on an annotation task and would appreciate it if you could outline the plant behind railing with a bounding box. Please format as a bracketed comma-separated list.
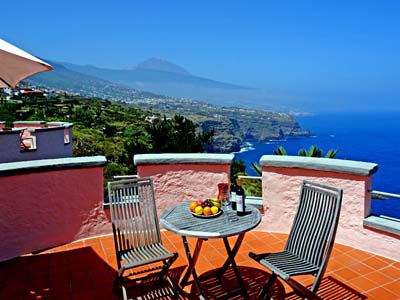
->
[274, 145, 338, 158]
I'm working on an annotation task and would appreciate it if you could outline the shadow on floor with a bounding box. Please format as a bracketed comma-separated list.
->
[0, 247, 119, 299]
[279, 276, 367, 300]
[189, 266, 285, 300]
[124, 266, 277, 300]
[0, 251, 368, 300]
[125, 265, 186, 299]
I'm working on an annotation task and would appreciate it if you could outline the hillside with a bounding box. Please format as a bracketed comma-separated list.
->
[0, 95, 211, 178]
[57, 59, 261, 107]
[130, 97, 309, 152]
[26, 61, 309, 152]
[26, 61, 166, 101]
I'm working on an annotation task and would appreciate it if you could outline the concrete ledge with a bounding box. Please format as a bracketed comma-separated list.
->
[47, 122, 74, 128]
[13, 121, 45, 125]
[0, 128, 24, 134]
[28, 126, 66, 133]
[260, 155, 378, 176]
[0, 156, 107, 176]
[134, 153, 235, 165]
[364, 215, 400, 236]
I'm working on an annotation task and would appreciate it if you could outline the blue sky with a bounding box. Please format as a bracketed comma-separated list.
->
[1, 0, 399, 111]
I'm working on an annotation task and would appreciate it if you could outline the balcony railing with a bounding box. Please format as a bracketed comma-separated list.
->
[371, 190, 400, 200]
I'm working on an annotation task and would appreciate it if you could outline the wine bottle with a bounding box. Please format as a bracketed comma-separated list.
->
[230, 180, 237, 210]
[236, 179, 246, 216]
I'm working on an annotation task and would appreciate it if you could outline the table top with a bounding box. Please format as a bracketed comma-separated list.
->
[160, 203, 262, 239]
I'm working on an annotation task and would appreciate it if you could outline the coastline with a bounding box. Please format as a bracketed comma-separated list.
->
[234, 112, 400, 219]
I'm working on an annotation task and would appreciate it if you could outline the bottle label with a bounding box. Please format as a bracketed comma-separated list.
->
[236, 196, 244, 212]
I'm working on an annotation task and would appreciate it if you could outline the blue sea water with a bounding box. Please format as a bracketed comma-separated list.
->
[234, 113, 400, 219]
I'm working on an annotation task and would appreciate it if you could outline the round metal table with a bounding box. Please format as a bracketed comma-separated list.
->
[160, 203, 262, 299]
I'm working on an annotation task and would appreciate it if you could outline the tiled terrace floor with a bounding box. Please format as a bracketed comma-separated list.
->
[0, 231, 399, 299]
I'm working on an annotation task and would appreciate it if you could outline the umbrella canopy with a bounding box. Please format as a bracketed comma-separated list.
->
[0, 38, 52, 88]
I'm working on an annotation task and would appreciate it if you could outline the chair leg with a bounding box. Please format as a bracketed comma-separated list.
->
[158, 253, 178, 285]
[286, 277, 322, 300]
[121, 284, 128, 300]
[113, 276, 129, 300]
[113, 276, 120, 292]
[257, 272, 277, 299]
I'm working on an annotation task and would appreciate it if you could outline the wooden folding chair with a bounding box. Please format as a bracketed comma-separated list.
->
[108, 177, 178, 300]
[250, 180, 343, 299]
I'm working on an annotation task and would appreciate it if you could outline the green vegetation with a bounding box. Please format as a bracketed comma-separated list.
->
[0, 95, 213, 181]
[231, 145, 339, 198]
[273, 145, 287, 156]
[147, 115, 213, 153]
[231, 159, 262, 197]
[274, 145, 338, 158]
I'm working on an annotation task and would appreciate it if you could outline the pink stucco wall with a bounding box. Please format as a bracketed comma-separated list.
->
[137, 163, 231, 215]
[260, 166, 400, 261]
[0, 167, 111, 262]
[13, 122, 45, 129]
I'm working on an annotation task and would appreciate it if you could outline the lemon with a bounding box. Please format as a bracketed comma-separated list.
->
[211, 206, 219, 215]
[195, 206, 203, 215]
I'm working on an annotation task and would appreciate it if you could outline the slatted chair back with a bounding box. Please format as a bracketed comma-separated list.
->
[108, 177, 162, 264]
[285, 180, 343, 268]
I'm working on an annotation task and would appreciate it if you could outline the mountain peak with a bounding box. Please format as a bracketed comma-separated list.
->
[125, 57, 191, 75]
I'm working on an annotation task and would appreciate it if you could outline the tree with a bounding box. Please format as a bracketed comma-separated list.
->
[71, 107, 94, 127]
[146, 115, 213, 153]
[231, 159, 246, 177]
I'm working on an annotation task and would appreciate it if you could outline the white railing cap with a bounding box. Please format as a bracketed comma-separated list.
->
[13, 121, 45, 125]
[259, 155, 378, 176]
[134, 153, 235, 165]
[47, 122, 74, 128]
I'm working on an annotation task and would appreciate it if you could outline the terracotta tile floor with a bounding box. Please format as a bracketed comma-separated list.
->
[0, 231, 398, 299]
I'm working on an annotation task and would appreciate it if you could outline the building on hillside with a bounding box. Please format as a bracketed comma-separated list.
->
[20, 88, 45, 98]
[0, 121, 74, 163]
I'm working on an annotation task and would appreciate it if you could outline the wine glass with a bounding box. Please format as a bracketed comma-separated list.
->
[218, 183, 231, 222]
[221, 196, 231, 223]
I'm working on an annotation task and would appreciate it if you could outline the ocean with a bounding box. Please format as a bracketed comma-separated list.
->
[234, 113, 400, 219]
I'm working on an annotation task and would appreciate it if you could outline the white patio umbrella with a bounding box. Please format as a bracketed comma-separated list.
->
[0, 38, 52, 88]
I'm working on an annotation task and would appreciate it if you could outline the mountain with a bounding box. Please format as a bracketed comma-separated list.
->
[25, 60, 166, 101]
[57, 59, 261, 107]
[125, 57, 191, 75]
[25, 60, 309, 152]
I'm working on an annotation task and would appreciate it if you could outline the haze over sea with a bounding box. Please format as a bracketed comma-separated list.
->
[235, 112, 400, 219]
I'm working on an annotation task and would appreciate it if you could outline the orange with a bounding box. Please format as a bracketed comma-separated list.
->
[196, 201, 202, 206]
[189, 202, 197, 212]
[203, 207, 212, 216]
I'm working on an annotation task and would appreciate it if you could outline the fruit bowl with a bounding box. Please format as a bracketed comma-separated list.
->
[191, 210, 222, 218]
[189, 198, 222, 218]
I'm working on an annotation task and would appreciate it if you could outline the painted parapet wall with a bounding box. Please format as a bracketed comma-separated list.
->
[135, 153, 234, 215]
[47, 122, 73, 144]
[259, 155, 400, 261]
[0, 122, 73, 163]
[0, 129, 25, 162]
[0, 156, 110, 262]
